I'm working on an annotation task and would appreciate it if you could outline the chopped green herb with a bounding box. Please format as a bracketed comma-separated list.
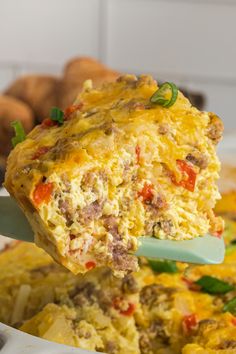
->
[50, 107, 64, 125]
[150, 82, 178, 108]
[223, 296, 236, 315]
[148, 259, 178, 273]
[11, 121, 26, 147]
[195, 275, 234, 294]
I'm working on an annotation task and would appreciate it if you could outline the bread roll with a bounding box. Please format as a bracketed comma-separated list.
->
[0, 95, 34, 156]
[5, 75, 60, 122]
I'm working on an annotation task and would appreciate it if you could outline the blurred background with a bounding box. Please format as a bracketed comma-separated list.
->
[0, 0, 236, 183]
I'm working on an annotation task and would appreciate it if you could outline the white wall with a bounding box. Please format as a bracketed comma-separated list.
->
[0, 0, 236, 132]
[0, 0, 101, 85]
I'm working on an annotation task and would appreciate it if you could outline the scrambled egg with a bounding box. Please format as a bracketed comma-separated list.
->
[4, 75, 223, 275]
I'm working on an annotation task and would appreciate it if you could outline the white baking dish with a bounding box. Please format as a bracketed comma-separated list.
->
[0, 133, 235, 354]
[0, 322, 95, 354]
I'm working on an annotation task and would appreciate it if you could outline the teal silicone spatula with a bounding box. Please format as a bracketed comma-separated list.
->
[0, 196, 225, 264]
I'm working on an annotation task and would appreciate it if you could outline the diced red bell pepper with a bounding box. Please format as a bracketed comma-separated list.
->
[181, 277, 201, 291]
[113, 297, 136, 316]
[85, 261, 96, 270]
[64, 103, 83, 120]
[120, 303, 136, 316]
[135, 145, 141, 164]
[182, 314, 198, 333]
[33, 182, 53, 206]
[171, 159, 197, 192]
[138, 183, 154, 203]
[231, 317, 236, 326]
[32, 146, 50, 160]
[41, 118, 57, 128]
[211, 228, 224, 239]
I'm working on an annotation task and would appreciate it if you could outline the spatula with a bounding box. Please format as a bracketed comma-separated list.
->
[0, 196, 225, 264]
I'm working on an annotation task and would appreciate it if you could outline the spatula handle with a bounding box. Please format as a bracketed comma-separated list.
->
[0, 197, 34, 242]
[136, 235, 225, 264]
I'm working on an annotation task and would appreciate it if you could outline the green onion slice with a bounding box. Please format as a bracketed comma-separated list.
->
[195, 275, 234, 294]
[223, 296, 236, 315]
[150, 82, 178, 108]
[148, 259, 178, 273]
[11, 121, 26, 147]
[50, 107, 64, 125]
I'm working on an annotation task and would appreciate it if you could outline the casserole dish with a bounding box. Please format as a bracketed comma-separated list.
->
[0, 322, 93, 354]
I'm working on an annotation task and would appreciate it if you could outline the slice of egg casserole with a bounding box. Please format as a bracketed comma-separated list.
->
[4, 75, 224, 275]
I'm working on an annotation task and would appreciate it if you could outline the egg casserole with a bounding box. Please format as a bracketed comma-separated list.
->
[0, 190, 235, 354]
[4, 75, 224, 275]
